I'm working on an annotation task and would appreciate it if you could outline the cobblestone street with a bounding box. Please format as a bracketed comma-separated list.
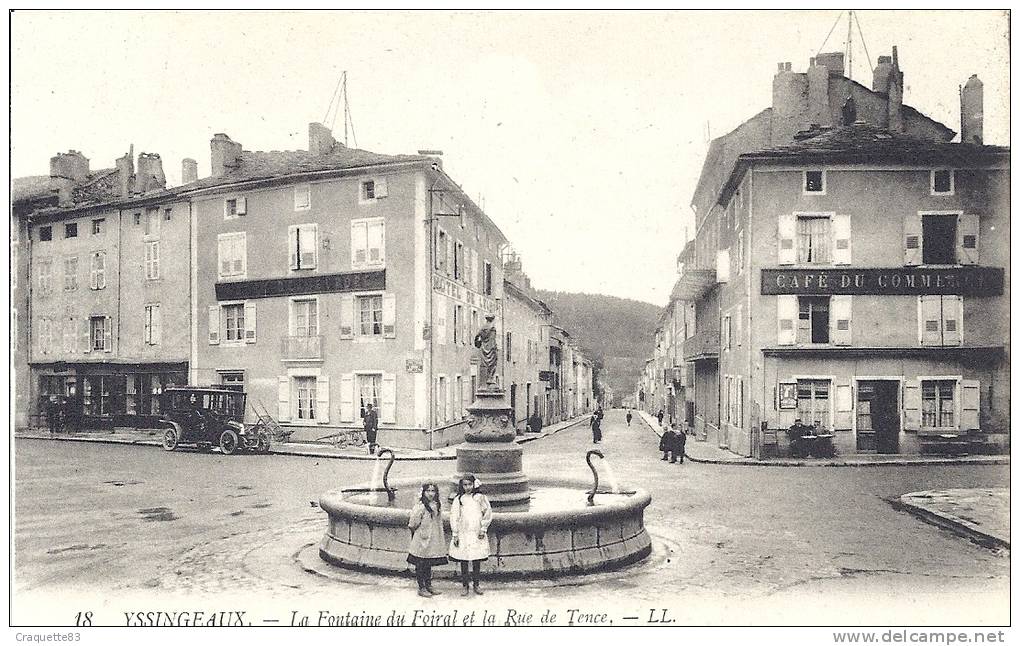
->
[14, 410, 1009, 625]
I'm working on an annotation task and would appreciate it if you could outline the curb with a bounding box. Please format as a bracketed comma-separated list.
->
[517, 416, 588, 444]
[889, 495, 1010, 551]
[632, 413, 1009, 467]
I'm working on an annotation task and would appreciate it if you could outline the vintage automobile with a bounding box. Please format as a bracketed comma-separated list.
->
[159, 386, 270, 455]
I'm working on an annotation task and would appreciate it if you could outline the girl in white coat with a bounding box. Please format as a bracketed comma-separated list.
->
[449, 474, 492, 596]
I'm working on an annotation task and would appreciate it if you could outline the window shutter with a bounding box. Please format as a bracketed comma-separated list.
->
[244, 302, 257, 343]
[918, 296, 941, 346]
[103, 317, 113, 353]
[81, 318, 91, 354]
[316, 375, 330, 424]
[236, 196, 247, 215]
[288, 226, 299, 270]
[375, 177, 388, 198]
[778, 213, 796, 265]
[903, 213, 922, 266]
[715, 248, 730, 283]
[903, 381, 921, 431]
[446, 237, 453, 276]
[351, 221, 367, 266]
[434, 294, 446, 346]
[462, 376, 472, 413]
[960, 379, 980, 431]
[942, 296, 962, 346]
[208, 305, 220, 344]
[339, 295, 354, 339]
[89, 255, 98, 289]
[277, 376, 291, 421]
[832, 213, 852, 265]
[957, 213, 979, 265]
[777, 295, 797, 345]
[834, 382, 853, 429]
[382, 293, 396, 338]
[339, 374, 355, 422]
[218, 237, 229, 277]
[471, 249, 479, 290]
[381, 373, 396, 423]
[300, 225, 317, 269]
[144, 307, 152, 343]
[152, 307, 161, 345]
[831, 295, 852, 346]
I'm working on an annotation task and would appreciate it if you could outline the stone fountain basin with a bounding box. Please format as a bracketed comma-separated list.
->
[319, 475, 652, 579]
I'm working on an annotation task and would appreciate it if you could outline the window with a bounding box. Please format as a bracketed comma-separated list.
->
[90, 316, 110, 352]
[223, 304, 245, 342]
[797, 215, 831, 264]
[144, 304, 161, 345]
[796, 379, 830, 429]
[922, 213, 957, 265]
[217, 232, 246, 278]
[220, 372, 245, 389]
[919, 295, 963, 346]
[63, 257, 78, 291]
[454, 305, 463, 344]
[143, 209, 160, 237]
[362, 180, 375, 200]
[357, 295, 383, 336]
[360, 178, 386, 202]
[351, 218, 385, 268]
[144, 241, 159, 280]
[294, 184, 311, 211]
[735, 230, 744, 275]
[63, 317, 76, 353]
[39, 226, 52, 242]
[133, 213, 141, 225]
[484, 261, 493, 296]
[65, 223, 78, 238]
[295, 376, 317, 420]
[931, 169, 955, 196]
[291, 298, 319, 337]
[454, 241, 463, 279]
[358, 374, 381, 417]
[803, 170, 826, 194]
[38, 317, 53, 355]
[164, 208, 172, 221]
[37, 260, 52, 295]
[435, 229, 448, 272]
[89, 252, 107, 289]
[225, 199, 239, 219]
[721, 314, 731, 350]
[436, 375, 447, 423]
[506, 331, 513, 362]
[91, 219, 104, 235]
[289, 224, 318, 270]
[922, 380, 956, 428]
[798, 296, 830, 344]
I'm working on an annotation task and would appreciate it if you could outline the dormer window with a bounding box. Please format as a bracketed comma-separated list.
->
[803, 170, 826, 194]
[931, 169, 955, 196]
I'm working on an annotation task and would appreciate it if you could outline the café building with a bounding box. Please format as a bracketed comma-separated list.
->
[711, 123, 1008, 457]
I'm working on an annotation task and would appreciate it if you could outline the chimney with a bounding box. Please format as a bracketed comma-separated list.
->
[887, 46, 904, 132]
[771, 61, 808, 144]
[115, 147, 135, 197]
[210, 133, 242, 178]
[309, 122, 339, 155]
[181, 157, 198, 184]
[135, 152, 166, 193]
[49, 150, 90, 182]
[807, 57, 833, 128]
[815, 51, 845, 77]
[872, 55, 894, 92]
[960, 74, 983, 144]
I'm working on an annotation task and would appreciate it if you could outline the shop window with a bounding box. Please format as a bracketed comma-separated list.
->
[797, 296, 830, 344]
[357, 295, 383, 336]
[797, 215, 831, 263]
[921, 380, 956, 429]
[796, 379, 830, 429]
[922, 214, 957, 265]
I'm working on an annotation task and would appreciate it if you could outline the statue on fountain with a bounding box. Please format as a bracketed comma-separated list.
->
[473, 314, 499, 388]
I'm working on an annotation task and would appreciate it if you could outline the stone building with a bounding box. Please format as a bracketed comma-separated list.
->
[664, 49, 1008, 456]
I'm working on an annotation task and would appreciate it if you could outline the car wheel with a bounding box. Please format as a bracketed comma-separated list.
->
[219, 429, 239, 455]
[256, 435, 271, 454]
[162, 427, 179, 451]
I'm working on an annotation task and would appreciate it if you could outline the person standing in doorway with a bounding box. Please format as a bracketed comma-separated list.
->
[407, 482, 448, 598]
[364, 402, 379, 455]
[449, 474, 492, 596]
[626, 409, 633, 426]
[590, 410, 602, 444]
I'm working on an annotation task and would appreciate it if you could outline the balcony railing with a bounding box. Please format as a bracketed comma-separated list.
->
[682, 330, 720, 361]
[281, 335, 323, 361]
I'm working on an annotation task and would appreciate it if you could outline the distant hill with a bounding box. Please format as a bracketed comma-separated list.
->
[535, 290, 661, 405]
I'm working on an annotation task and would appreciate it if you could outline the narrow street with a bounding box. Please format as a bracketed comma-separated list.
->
[14, 410, 1009, 625]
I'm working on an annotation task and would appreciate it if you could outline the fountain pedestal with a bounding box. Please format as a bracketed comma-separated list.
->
[455, 386, 530, 507]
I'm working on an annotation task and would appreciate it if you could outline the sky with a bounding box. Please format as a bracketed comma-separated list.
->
[10, 10, 1010, 306]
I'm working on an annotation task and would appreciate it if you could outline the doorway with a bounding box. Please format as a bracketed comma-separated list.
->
[856, 380, 900, 453]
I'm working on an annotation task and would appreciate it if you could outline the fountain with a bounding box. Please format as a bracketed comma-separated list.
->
[318, 316, 652, 579]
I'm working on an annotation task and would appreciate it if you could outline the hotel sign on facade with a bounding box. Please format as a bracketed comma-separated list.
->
[432, 274, 498, 312]
[761, 267, 1004, 296]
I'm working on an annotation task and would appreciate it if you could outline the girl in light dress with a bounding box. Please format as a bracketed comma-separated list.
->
[448, 474, 492, 596]
[406, 482, 448, 597]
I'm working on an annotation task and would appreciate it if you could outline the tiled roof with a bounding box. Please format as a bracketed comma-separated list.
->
[180, 146, 428, 192]
[12, 175, 57, 203]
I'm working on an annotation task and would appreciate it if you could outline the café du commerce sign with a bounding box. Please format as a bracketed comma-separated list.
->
[760, 267, 1003, 296]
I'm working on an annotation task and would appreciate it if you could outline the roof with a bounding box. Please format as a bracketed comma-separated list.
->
[180, 146, 428, 193]
[718, 123, 1009, 205]
[12, 175, 58, 204]
[504, 279, 553, 317]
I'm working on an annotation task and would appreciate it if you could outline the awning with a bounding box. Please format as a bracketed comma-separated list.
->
[671, 268, 717, 301]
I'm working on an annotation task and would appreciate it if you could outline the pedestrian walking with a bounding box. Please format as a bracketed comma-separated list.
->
[449, 474, 492, 596]
[407, 482, 448, 598]
[590, 411, 602, 444]
[363, 402, 379, 455]
[528, 411, 543, 434]
[659, 424, 680, 462]
[46, 395, 62, 434]
[676, 426, 687, 464]
[626, 409, 633, 426]
[657, 409, 665, 427]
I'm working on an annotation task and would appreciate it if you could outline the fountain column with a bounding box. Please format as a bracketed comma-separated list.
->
[456, 385, 530, 507]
